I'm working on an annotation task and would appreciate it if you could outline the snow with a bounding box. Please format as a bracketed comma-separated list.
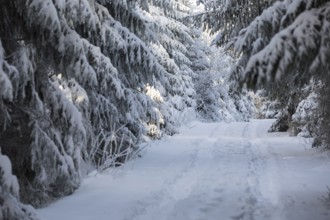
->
[37, 119, 330, 220]
[0, 154, 20, 197]
[28, 0, 61, 32]
[242, 1, 330, 85]
[145, 84, 164, 103]
[0, 41, 13, 101]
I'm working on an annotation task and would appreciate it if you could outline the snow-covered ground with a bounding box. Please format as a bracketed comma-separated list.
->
[37, 119, 330, 220]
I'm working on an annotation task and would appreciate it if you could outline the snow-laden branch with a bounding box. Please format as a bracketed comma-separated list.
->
[242, 2, 330, 87]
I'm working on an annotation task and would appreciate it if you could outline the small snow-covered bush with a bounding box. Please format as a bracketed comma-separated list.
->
[252, 90, 281, 119]
[292, 92, 319, 137]
[0, 152, 39, 220]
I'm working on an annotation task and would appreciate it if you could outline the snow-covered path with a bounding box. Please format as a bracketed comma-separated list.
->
[38, 120, 330, 220]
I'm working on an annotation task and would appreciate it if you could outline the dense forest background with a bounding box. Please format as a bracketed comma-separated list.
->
[1, 0, 330, 219]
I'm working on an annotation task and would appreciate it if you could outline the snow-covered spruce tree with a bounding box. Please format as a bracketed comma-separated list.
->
[0, 26, 39, 217]
[314, 77, 330, 148]
[195, 0, 275, 43]
[291, 82, 321, 137]
[194, 38, 255, 122]
[0, 0, 153, 207]
[100, 0, 212, 132]
[220, 0, 330, 147]
[170, 0, 256, 122]
[0, 0, 219, 211]
[0, 0, 100, 207]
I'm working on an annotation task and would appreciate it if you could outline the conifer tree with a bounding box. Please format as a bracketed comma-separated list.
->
[213, 0, 330, 147]
[0, 1, 256, 217]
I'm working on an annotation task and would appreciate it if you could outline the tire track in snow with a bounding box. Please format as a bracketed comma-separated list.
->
[125, 120, 284, 220]
[231, 121, 283, 220]
[166, 123, 260, 220]
[124, 138, 212, 220]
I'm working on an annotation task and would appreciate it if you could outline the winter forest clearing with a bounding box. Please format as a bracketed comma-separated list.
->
[38, 119, 330, 220]
[2, 0, 330, 219]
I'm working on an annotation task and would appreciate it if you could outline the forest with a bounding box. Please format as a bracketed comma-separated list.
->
[1, 0, 330, 219]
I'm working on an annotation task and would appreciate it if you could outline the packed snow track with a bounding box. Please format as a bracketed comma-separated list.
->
[38, 120, 330, 220]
